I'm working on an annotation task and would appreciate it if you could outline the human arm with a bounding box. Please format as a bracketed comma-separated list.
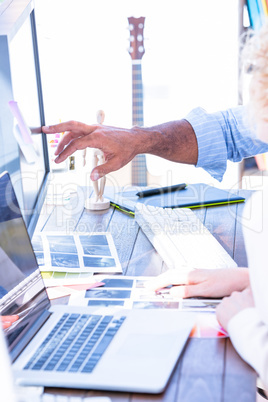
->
[216, 288, 268, 391]
[145, 267, 250, 298]
[42, 119, 198, 181]
[42, 105, 268, 182]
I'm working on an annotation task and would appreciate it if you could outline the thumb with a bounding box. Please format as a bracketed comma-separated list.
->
[90, 163, 111, 181]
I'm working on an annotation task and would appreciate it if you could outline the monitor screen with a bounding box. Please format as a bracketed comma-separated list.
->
[0, 0, 49, 237]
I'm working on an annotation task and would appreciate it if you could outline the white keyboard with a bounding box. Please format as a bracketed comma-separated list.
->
[135, 204, 237, 269]
[16, 393, 111, 402]
[14, 387, 111, 402]
[41, 397, 111, 402]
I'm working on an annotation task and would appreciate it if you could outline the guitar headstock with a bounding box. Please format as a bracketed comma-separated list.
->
[128, 17, 145, 61]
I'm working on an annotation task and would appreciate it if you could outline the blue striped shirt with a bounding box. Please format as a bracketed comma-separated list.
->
[186, 106, 268, 181]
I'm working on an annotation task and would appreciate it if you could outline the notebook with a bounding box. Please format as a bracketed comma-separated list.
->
[0, 171, 195, 394]
[105, 183, 245, 216]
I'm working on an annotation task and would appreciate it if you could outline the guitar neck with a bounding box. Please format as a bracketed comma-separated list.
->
[131, 60, 147, 186]
[132, 61, 144, 127]
[128, 16, 147, 187]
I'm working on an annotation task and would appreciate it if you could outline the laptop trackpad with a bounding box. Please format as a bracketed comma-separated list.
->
[117, 333, 178, 358]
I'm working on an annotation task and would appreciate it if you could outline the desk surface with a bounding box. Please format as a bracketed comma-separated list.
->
[35, 187, 257, 402]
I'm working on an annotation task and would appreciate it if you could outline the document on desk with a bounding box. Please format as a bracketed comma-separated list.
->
[68, 275, 228, 339]
[32, 232, 122, 274]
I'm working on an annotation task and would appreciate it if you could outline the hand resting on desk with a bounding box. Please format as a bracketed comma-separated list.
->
[216, 287, 254, 330]
[148, 268, 254, 335]
[146, 268, 250, 299]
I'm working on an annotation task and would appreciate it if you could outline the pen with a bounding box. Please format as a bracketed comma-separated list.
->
[136, 183, 187, 198]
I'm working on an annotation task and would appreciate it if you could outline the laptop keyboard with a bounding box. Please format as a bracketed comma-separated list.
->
[24, 313, 126, 374]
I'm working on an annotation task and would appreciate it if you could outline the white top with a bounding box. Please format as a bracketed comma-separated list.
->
[227, 188, 268, 390]
[0, 326, 16, 402]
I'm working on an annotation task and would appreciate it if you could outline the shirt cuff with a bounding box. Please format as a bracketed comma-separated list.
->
[185, 107, 228, 182]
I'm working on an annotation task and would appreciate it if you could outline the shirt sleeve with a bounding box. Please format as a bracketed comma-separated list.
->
[228, 307, 268, 391]
[185, 106, 268, 181]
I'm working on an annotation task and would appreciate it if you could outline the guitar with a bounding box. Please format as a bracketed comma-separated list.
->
[128, 16, 147, 186]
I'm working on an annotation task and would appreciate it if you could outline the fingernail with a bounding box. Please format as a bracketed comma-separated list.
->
[91, 172, 99, 181]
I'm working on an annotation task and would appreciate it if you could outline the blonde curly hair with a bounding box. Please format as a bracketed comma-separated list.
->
[242, 22, 268, 125]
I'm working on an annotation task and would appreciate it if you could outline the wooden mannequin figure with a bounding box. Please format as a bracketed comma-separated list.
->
[84, 110, 110, 210]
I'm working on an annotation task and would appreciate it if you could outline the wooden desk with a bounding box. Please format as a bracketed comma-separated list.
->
[36, 187, 257, 401]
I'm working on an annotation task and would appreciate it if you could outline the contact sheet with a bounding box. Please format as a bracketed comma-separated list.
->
[32, 232, 122, 274]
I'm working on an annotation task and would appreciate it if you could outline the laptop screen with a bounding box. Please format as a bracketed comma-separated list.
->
[0, 172, 50, 357]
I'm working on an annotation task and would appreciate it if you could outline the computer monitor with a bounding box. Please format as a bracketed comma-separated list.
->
[0, 0, 50, 238]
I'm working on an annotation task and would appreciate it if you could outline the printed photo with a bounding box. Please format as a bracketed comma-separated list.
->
[133, 301, 180, 309]
[182, 300, 221, 310]
[47, 235, 77, 254]
[38, 232, 122, 273]
[47, 235, 75, 245]
[79, 234, 108, 246]
[82, 244, 111, 256]
[34, 252, 44, 267]
[87, 300, 125, 307]
[31, 235, 43, 252]
[85, 288, 132, 299]
[83, 256, 116, 268]
[101, 278, 134, 288]
[51, 253, 80, 268]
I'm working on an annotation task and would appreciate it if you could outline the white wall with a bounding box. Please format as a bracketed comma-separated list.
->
[36, 0, 240, 189]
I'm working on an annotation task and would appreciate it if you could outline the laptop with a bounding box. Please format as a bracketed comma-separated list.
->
[0, 171, 195, 394]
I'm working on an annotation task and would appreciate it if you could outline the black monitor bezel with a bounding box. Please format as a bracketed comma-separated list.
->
[27, 7, 50, 238]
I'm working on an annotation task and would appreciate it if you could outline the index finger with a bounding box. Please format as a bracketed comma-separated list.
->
[42, 121, 95, 136]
